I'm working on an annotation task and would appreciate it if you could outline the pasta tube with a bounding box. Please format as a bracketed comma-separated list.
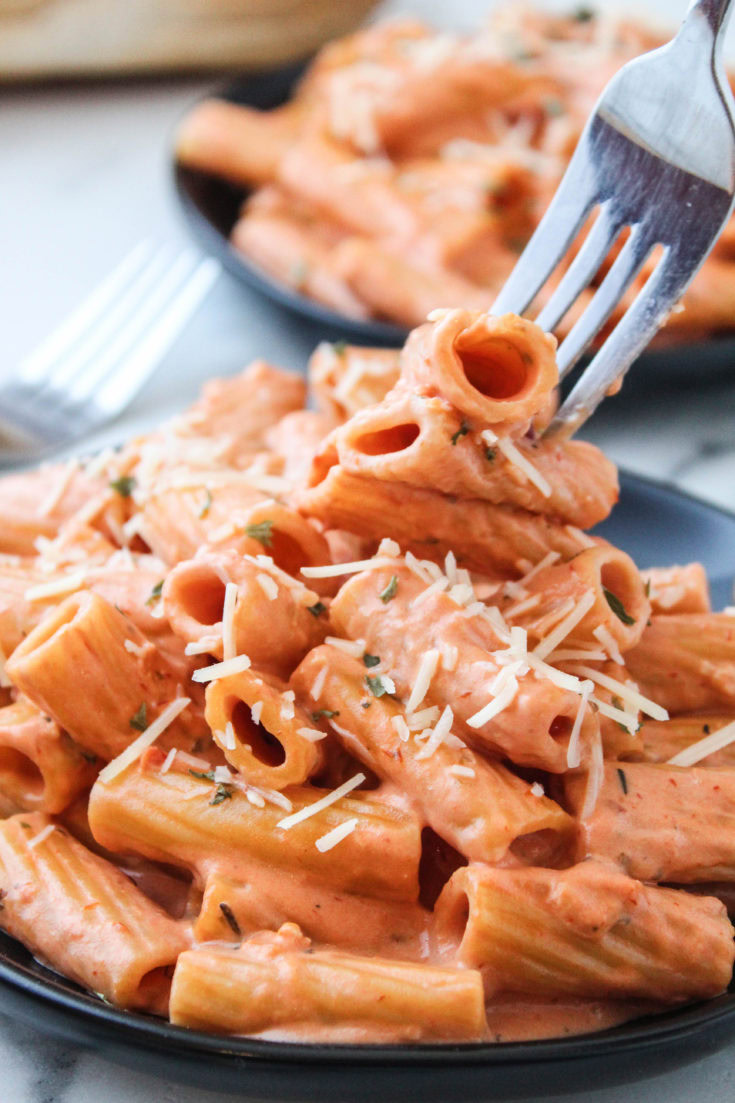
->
[298, 466, 589, 577]
[436, 862, 734, 1002]
[332, 391, 617, 527]
[170, 928, 486, 1041]
[88, 752, 421, 902]
[330, 564, 597, 772]
[399, 309, 558, 426]
[6, 592, 198, 760]
[292, 646, 572, 860]
[565, 761, 735, 883]
[0, 697, 97, 814]
[641, 563, 711, 615]
[195, 868, 429, 959]
[0, 813, 188, 1013]
[625, 614, 735, 713]
[308, 342, 401, 422]
[640, 713, 735, 765]
[204, 668, 324, 789]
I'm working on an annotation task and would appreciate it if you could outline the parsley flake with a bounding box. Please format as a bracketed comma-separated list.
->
[146, 580, 164, 605]
[189, 768, 215, 781]
[704, 724, 711, 734]
[307, 601, 327, 618]
[485, 447, 496, 462]
[245, 520, 273, 548]
[574, 5, 595, 22]
[616, 767, 628, 795]
[219, 901, 241, 937]
[644, 578, 651, 598]
[210, 783, 233, 806]
[450, 421, 470, 446]
[603, 589, 635, 626]
[109, 475, 136, 498]
[363, 653, 381, 668]
[365, 674, 391, 698]
[379, 575, 398, 603]
[332, 341, 348, 357]
[129, 703, 147, 732]
[311, 709, 339, 722]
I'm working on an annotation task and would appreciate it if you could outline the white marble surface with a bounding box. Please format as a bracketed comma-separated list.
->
[2, 0, 735, 1099]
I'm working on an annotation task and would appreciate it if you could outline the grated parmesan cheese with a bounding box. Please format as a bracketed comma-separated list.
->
[441, 644, 458, 671]
[25, 570, 86, 602]
[315, 817, 359, 852]
[27, 823, 56, 849]
[530, 781, 545, 797]
[276, 773, 365, 830]
[309, 664, 328, 701]
[246, 789, 266, 808]
[222, 722, 236, 750]
[505, 593, 542, 619]
[482, 429, 551, 497]
[297, 727, 328, 742]
[191, 654, 251, 683]
[467, 671, 519, 728]
[405, 649, 440, 713]
[124, 639, 147, 658]
[533, 591, 596, 660]
[250, 701, 263, 725]
[415, 705, 454, 760]
[98, 697, 191, 783]
[36, 460, 78, 519]
[280, 690, 296, 721]
[256, 573, 279, 601]
[566, 682, 593, 768]
[448, 764, 475, 779]
[325, 636, 366, 658]
[667, 718, 735, 767]
[411, 576, 450, 608]
[0, 642, 10, 689]
[569, 665, 668, 722]
[185, 637, 219, 656]
[377, 538, 400, 557]
[391, 715, 411, 742]
[579, 728, 605, 820]
[301, 556, 394, 578]
[160, 748, 177, 774]
[406, 706, 440, 730]
[592, 624, 624, 666]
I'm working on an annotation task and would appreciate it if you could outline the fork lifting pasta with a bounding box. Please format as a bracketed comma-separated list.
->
[0, 305, 734, 1043]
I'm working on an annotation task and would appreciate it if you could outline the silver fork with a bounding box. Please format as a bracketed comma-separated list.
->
[492, 0, 735, 439]
[0, 241, 220, 462]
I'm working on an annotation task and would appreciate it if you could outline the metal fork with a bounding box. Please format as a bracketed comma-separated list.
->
[0, 241, 220, 462]
[492, 0, 735, 439]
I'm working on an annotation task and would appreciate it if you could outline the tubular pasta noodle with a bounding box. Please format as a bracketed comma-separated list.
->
[0, 812, 188, 1013]
[333, 391, 618, 527]
[0, 698, 98, 814]
[170, 927, 487, 1041]
[0, 462, 104, 556]
[516, 546, 650, 653]
[293, 645, 572, 860]
[625, 615, 735, 713]
[265, 410, 341, 489]
[640, 713, 735, 765]
[329, 565, 598, 772]
[399, 310, 558, 427]
[204, 668, 325, 789]
[298, 466, 590, 578]
[435, 861, 734, 1002]
[164, 549, 326, 678]
[195, 868, 429, 959]
[88, 751, 421, 903]
[641, 563, 711, 615]
[6, 592, 202, 760]
[307, 342, 401, 422]
[565, 762, 735, 883]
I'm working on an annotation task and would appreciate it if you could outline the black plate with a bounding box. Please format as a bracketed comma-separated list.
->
[173, 72, 735, 372]
[1, 470, 735, 1098]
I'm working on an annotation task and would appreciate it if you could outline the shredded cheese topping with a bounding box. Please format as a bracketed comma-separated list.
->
[316, 818, 359, 852]
[98, 697, 191, 783]
[191, 654, 251, 683]
[276, 773, 365, 830]
[667, 718, 735, 767]
[405, 649, 440, 713]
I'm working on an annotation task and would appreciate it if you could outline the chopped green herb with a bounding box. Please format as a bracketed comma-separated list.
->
[210, 783, 233, 806]
[245, 520, 273, 548]
[129, 703, 148, 732]
[704, 724, 711, 734]
[361, 701, 372, 709]
[365, 674, 391, 698]
[573, 5, 595, 21]
[450, 421, 470, 446]
[603, 588, 635, 626]
[332, 341, 348, 357]
[485, 447, 497, 462]
[80, 750, 98, 764]
[219, 902, 241, 937]
[544, 98, 565, 117]
[189, 769, 215, 782]
[644, 578, 651, 598]
[199, 489, 212, 518]
[146, 579, 164, 605]
[363, 653, 381, 668]
[611, 695, 628, 733]
[20, 822, 31, 829]
[307, 601, 327, 618]
[311, 709, 339, 722]
[109, 475, 136, 498]
[379, 575, 398, 603]
[616, 767, 628, 795]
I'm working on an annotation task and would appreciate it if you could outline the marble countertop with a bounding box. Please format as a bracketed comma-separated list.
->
[2, 1, 735, 1099]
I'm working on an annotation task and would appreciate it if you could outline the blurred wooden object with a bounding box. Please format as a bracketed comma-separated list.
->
[0, 0, 378, 81]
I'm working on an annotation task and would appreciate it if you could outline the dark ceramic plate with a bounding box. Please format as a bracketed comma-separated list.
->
[1, 470, 735, 1098]
[173, 71, 735, 373]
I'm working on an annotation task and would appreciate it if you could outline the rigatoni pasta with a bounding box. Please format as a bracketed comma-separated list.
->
[0, 304, 732, 1045]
